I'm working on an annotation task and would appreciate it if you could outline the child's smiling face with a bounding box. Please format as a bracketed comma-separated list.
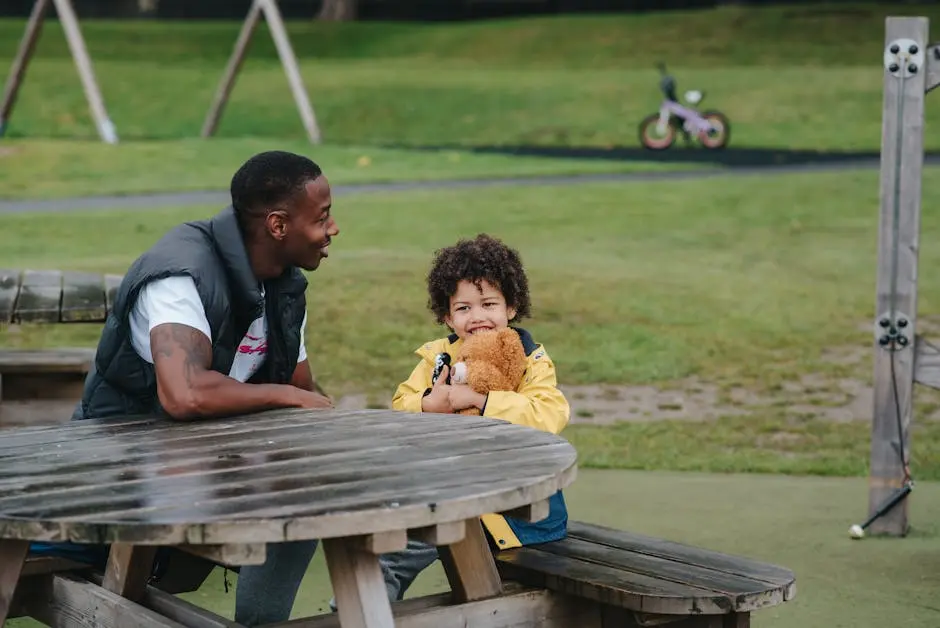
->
[444, 279, 516, 340]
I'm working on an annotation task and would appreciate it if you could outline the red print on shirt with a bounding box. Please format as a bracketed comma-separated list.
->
[238, 341, 268, 355]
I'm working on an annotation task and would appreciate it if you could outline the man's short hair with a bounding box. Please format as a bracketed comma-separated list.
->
[230, 151, 323, 229]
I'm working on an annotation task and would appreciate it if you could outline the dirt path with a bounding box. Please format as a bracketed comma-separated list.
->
[332, 338, 940, 424]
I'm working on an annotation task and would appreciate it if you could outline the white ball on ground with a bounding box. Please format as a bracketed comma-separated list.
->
[849, 524, 865, 539]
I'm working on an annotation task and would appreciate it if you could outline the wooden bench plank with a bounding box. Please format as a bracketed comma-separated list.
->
[144, 585, 242, 628]
[22, 556, 92, 577]
[104, 274, 123, 315]
[61, 271, 107, 322]
[495, 521, 796, 616]
[0, 349, 94, 404]
[497, 545, 735, 615]
[534, 537, 780, 597]
[0, 269, 123, 325]
[0, 349, 96, 374]
[269, 585, 602, 628]
[14, 270, 62, 323]
[567, 521, 794, 588]
[0, 269, 19, 324]
[24, 572, 188, 628]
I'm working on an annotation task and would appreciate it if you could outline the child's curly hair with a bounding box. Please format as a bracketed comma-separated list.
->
[426, 233, 532, 325]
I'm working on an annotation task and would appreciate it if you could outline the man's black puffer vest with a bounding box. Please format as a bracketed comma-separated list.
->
[72, 205, 308, 420]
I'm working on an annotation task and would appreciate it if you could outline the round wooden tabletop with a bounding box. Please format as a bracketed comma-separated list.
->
[0, 408, 578, 545]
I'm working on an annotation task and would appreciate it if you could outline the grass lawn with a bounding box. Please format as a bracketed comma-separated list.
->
[1, 3, 938, 199]
[0, 138, 694, 201]
[12, 469, 937, 628]
[3, 166, 940, 480]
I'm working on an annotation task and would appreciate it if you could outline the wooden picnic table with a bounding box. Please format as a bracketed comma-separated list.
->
[0, 407, 578, 628]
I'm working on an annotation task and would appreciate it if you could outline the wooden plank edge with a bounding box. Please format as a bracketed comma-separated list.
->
[22, 572, 187, 628]
[144, 585, 243, 628]
[352, 530, 408, 554]
[10, 460, 578, 546]
[524, 541, 791, 613]
[14, 269, 63, 323]
[104, 274, 123, 314]
[22, 555, 93, 577]
[496, 550, 728, 616]
[60, 271, 108, 323]
[566, 521, 795, 587]
[0, 268, 20, 325]
[500, 499, 550, 523]
[268, 585, 602, 628]
[179, 543, 267, 567]
[410, 520, 466, 545]
[496, 545, 791, 616]
[927, 44, 940, 94]
[914, 334, 940, 389]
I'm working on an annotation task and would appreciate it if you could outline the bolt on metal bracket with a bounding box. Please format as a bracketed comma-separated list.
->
[874, 311, 913, 351]
[885, 38, 925, 78]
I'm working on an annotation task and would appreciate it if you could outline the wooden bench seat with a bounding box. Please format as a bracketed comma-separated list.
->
[8, 551, 220, 622]
[0, 269, 122, 427]
[0, 268, 122, 324]
[0, 348, 96, 427]
[0, 348, 95, 397]
[495, 521, 796, 627]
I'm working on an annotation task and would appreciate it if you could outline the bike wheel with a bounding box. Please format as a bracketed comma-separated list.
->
[699, 110, 731, 149]
[638, 114, 676, 150]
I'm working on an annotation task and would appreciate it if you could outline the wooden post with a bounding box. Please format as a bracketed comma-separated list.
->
[261, 0, 321, 144]
[0, 0, 117, 144]
[201, 0, 321, 143]
[0, 0, 51, 138]
[868, 16, 929, 537]
[201, 0, 263, 138]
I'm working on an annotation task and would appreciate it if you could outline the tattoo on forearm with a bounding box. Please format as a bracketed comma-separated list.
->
[151, 324, 212, 389]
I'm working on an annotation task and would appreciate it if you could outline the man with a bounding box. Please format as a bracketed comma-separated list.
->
[68, 150, 339, 624]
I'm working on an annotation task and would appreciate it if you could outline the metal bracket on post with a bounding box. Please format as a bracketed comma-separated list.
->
[885, 38, 925, 77]
[874, 311, 912, 351]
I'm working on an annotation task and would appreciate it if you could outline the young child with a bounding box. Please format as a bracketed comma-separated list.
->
[383, 232, 571, 602]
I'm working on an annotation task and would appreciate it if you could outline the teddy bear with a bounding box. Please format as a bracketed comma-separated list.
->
[447, 327, 528, 416]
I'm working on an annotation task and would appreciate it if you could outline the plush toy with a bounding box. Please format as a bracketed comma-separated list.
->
[448, 327, 528, 416]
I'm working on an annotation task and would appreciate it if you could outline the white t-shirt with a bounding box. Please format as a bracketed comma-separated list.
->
[129, 275, 307, 383]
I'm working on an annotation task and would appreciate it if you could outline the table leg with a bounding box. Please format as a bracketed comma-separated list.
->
[102, 543, 157, 602]
[0, 539, 29, 623]
[723, 613, 750, 628]
[438, 517, 502, 602]
[323, 537, 395, 628]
